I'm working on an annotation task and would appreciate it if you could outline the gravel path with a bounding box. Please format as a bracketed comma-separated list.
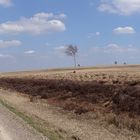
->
[0, 104, 48, 140]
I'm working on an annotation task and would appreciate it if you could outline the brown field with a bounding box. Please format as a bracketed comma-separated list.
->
[0, 65, 140, 134]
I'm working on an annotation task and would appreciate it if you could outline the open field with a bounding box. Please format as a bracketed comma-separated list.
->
[0, 65, 140, 115]
[0, 65, 140, 139]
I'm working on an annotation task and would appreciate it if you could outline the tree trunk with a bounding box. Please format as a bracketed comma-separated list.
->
[73, 54, 76, 68]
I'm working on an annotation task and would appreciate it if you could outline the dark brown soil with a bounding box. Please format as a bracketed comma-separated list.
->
[0, 77, 140, 116]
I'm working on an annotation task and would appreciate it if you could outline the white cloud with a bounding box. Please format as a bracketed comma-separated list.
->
[0, 40, 22, 48]
[104, 43, 124, 53]
[0, 12, 66, 35]
[98, 0, 140, 16]
[113, 26, 136, 34]
[92, 43, 139, 54]
[57, 13, 67, 19]
[54, 46, 67, 58]
[95, 32, 100, 36]
[88, 32, 100, 38]
[24, 50, 35, 54]
[0, 0, 12, 7]
[54, 46, 66, 52]
[0, 54, 14, 59]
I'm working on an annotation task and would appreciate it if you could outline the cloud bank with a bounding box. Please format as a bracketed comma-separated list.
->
[98, 0, 140, 16]
[0, 40, 22, 48]
[0, 0, 12, 7]
[0, 12, 66, 35]
[113, 26, 136, 34]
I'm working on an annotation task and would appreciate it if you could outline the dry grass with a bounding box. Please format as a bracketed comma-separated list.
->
[104, 113, 140, 133]
[0, 66, 140, 133]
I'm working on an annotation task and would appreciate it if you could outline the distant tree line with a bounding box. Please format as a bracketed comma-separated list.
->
[64, 45, 127, 68]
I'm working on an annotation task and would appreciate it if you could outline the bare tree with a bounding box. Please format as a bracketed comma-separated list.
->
[65, 45, 78, 67]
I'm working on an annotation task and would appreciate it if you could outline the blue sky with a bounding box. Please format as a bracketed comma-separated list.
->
[0, 0, 140, 72]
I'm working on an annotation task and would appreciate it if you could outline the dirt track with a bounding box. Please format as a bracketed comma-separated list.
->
[0, 103, 48, 140]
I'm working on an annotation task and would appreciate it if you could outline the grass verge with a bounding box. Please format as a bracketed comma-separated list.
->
[0, 98, 64, 140]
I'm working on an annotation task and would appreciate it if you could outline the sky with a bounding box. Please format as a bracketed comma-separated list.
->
[0, 0, 140, 72]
